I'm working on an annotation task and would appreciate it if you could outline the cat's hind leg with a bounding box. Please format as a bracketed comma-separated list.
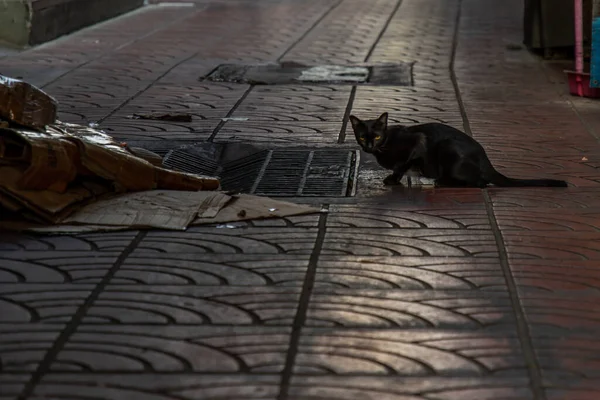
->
[450, 161, 489, 188]
[383, 173, 401, 186]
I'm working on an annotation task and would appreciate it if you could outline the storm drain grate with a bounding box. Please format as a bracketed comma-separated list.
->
[163, 146, 358, 197]
[202, 62, 414, 86]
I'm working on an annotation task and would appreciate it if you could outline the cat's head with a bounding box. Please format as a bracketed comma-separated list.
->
[348, 112, 388, 153]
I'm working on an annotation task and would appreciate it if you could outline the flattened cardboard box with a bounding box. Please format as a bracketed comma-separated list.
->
[0, 121, 219, 223]
[0, 191, 320, 233]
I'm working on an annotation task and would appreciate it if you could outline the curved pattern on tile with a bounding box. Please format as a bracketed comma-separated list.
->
[0, 253, 119, 283]
[53, 326, 291, 372]
[112, 254, 309, 286]
[503, 232, 600, 260]
[87, 286, 301, 324]
[494, 210, 600, 232]
[489, 188, 600, 209]
[295, 329, 523, 375]
[0, 325, 64, 371]
[0, 285, 92, 323]
[280, 0, 397, 64]
[306, 290, 514, 328]
[314, 257, 504, 290]
[327, 207, 489, 229]
[289, 376, 533, 400]
[520, 294, 600, 333]
[32, 374, 280, 400]
[322, 229, 498, 257]
[510, 260, 600, 293]
[136, 229, 318, 254]
[0, 232, 135, 252]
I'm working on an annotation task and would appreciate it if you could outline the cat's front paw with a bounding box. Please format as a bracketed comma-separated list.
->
[383, 174, 400, 186]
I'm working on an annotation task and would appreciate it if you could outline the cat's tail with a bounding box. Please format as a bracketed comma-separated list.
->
[487, 170, 568, 188]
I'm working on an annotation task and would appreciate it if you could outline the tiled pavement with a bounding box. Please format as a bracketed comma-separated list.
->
[2, 0, 600, 399]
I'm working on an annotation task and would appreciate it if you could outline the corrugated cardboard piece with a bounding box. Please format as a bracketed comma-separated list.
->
[63, 190, 232, 230]
[0, 75, 57, 130]
[0, 192, 320, 233]
[0, 121, 220, 224]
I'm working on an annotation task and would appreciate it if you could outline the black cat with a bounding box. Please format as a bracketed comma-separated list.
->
[349, 112, 568, 188]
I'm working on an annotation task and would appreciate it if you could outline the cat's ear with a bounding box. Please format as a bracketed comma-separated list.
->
[376, 112, 388, 126]
[348, 115, 362, 130]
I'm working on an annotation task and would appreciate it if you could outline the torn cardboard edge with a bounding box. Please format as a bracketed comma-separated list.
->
[0, 121, 220, 224]
[0, 191, 321, 234]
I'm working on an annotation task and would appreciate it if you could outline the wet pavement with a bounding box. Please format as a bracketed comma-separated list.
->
[2, 0, 600, 399]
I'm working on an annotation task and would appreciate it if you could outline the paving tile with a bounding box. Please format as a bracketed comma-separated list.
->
[51, 325, 291, 372]
[327, 205, 490, 229]
[484, 155, 600, 177]
[543, 376, 600, 400]
[306, 289, 515, 328]
[112, 253, 309, 286]
[135, 228, 318, 255]
[289, 376, 533, 400]
[0, 285, 92, 323]
[0, 252, 120, 284]
[466, 114, 585, 130]
[295, 328, 524, 376]
[473, 128, 593, 143]
[57, 109, 112, 125]
[110, 103, 230, 121]
[510, 260, 600, 293]
[503, 231, 600, 260]
[280, 0, 396, 64]
[494, 209, 600, 232]
[314, 256, 505, 290]
[353, 86, 458, 105]
[144, 82, 249, 101]
[0, 231, 138, 252]
[216, 121, 343, 145]
[32, 374, 280, 400]
[531, 331, 600, 380]
[322, 228, 498, 257]
[476, 141, 599, 157]
[0, 373, 29, 400]
[86, 286, 301, 325]
[0, 324, 63, 372]
[368, 0, 458, 72]
[97, 118, 218, 141]
[352, 187, 487, 207]
[488, 187, 600, 209]
[45, 82, 134, 104]
[519, 291, 600, 333]
[233, 85, 350, 122]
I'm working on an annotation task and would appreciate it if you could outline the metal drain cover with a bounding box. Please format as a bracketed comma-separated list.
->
[162, 143, 359, 197]
[202, 62, 414, 85]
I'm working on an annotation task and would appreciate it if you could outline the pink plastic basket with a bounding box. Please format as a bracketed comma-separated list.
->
[565, 70, 600, 98]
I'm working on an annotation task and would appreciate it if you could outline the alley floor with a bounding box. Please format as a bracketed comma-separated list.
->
[2, 0, 600, 399]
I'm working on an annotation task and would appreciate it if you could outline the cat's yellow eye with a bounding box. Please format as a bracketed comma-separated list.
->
[359, 137, 366, 142]
[375, 135, 381, 140]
